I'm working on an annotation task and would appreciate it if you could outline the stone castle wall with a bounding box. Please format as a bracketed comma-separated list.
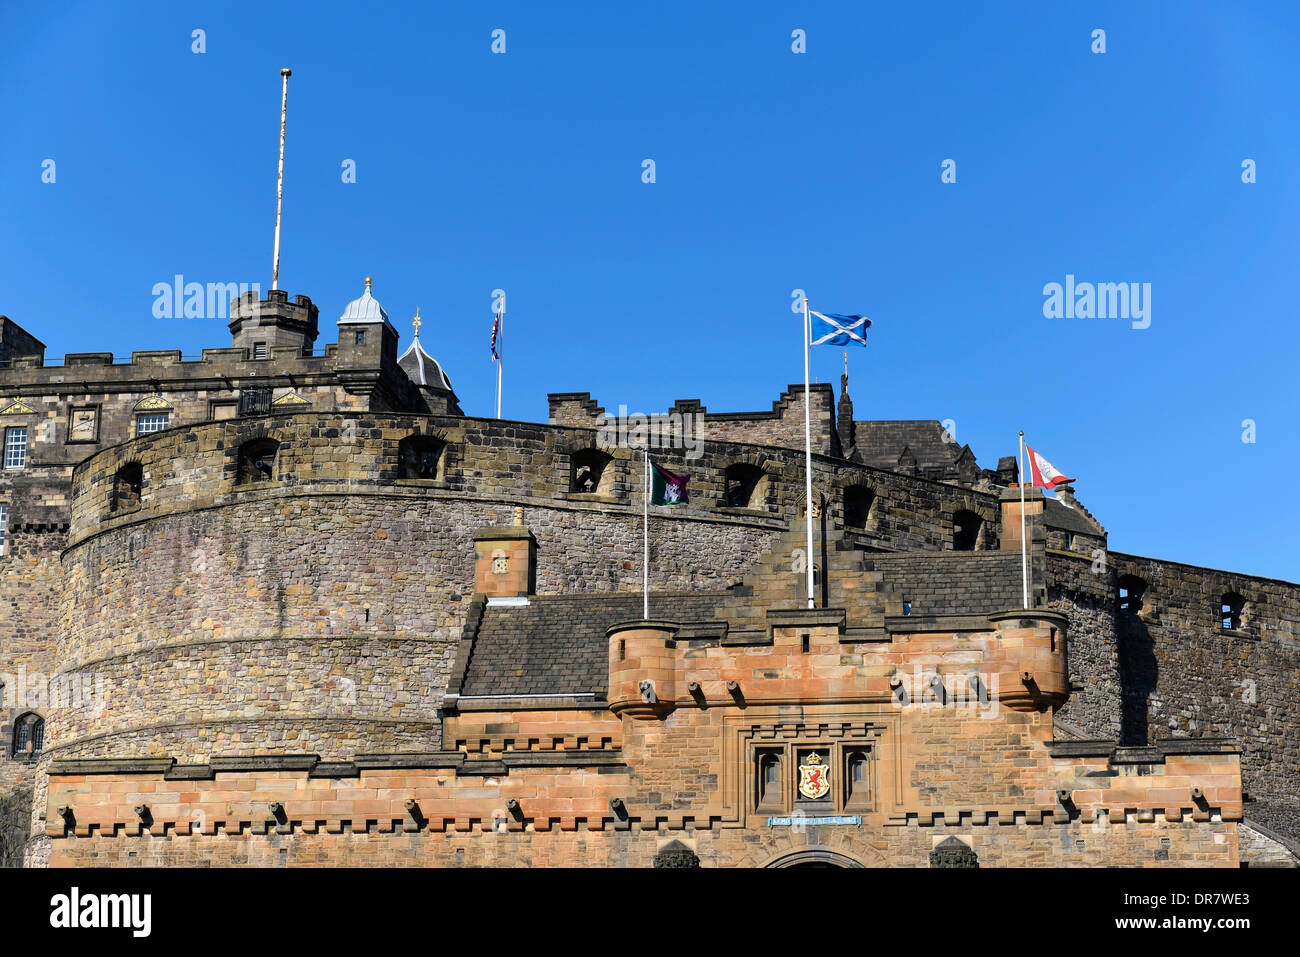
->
[1047, 548, 1300, 804]
[52, 412, 1012, 771]
[1110, 553, 1300, 800]
[0, 323, 1294, 867]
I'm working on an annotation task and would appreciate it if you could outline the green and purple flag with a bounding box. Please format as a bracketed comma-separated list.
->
[650, 461, 690, 505]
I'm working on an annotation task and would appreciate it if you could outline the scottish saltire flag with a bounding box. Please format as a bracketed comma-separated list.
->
[650, 462, 690, 505]
[490, 310, 501, 362]
[810, 311, 871, 347]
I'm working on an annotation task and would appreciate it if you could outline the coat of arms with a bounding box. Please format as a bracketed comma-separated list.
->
[797, 752, 830, 800]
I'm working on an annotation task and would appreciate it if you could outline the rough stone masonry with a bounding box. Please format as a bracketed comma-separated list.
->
[0, 286, 1295, 867]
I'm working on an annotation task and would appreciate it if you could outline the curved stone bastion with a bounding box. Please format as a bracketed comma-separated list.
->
[52, 411, 983, 765]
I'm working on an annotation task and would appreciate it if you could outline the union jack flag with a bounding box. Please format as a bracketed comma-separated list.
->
[490, 310, 501, 362]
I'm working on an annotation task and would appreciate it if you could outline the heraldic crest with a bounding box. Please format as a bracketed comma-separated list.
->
[797, 752, 830, 800]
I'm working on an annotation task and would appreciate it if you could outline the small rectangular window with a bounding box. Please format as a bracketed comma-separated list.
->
[4, 427, 27, 469]
[0, 504, 7, 556]
[844, 747, 872, 810]
[136, 414, 170, 436]
[756, 749, 783, 810]
[354, 330, 366, 345]
[238, 388, 273, 416]
[252, 342, 268, 359]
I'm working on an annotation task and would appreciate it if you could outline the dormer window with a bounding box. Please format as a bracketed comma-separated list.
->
[136, 413, 169, 435]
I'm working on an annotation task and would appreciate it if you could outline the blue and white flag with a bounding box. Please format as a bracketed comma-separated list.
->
[810, 311, 870, 347]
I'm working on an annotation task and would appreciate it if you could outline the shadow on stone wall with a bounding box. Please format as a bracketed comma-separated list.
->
[1118, 613, 1157, 746]
[0, 788, 32, 868]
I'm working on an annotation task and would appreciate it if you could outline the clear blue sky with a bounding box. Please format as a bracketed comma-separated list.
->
[1, 2, 1297, 581]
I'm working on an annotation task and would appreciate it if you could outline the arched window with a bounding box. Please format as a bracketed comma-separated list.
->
[757, 751, 782, 807]
[1118, 575, 1147, 615]
[113, 462, 143, 511]
[398, 435, 444, 480]
[238, 439, 279, 484]
[12, 712, 43, 759]
[846, 750, 870, 807]
[1220, 592, 1245, 630]
[570, 448, 611, 493]
[953, 510, 980, 551]
[844, 485, 874, 530]
[724, 464, 765, 508]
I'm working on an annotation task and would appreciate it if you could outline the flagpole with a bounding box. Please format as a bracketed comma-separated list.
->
[495, 297, 504, 419]
[643, 446, 649, 620]
[803, 297, 815, 609]
[1019, 431, 1029, 608]
[270, 68, 291, 291]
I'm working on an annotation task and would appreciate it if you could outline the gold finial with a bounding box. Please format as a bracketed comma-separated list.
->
[364, 276, 373, 289]
[412, 307, 422, 338]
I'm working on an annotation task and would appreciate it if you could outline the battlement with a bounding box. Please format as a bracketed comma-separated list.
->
[606, 607, 1070, 721]
[548, 383, 841, 457]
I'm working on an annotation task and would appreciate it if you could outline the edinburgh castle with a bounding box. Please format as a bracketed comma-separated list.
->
[0, 281, 1296, 868]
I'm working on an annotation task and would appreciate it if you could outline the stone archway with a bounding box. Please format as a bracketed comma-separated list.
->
[764, 849, 865, 868]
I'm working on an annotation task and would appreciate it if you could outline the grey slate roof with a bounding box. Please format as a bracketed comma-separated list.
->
[853, 420, 961, 471]
[863, 552, 1024, 616]
[398, 335, 454, 391]
[1243, 798, 1300, 858]
[460, 593, 723, 697]
[1044, 497, 1100, 535]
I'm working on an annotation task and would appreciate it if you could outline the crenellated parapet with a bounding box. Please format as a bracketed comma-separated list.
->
[607, 606, 1069, 721]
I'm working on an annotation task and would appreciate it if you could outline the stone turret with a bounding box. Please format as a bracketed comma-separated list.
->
[228, 289, 319, 357]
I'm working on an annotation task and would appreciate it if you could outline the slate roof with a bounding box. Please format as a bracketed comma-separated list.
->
[459, 594, 724, 697]
[853, 420, 961, 471]
[1243, 798, 1300, 858]
[863, 552, 1024, 616]
[1044, 497, 1100, 535]
[398, 335, 454, 391]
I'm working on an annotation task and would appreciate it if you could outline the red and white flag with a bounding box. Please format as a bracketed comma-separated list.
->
[1026, 445, 1074, 490]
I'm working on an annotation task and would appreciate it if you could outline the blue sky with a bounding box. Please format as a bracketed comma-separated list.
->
[1, 1, 1297, 580]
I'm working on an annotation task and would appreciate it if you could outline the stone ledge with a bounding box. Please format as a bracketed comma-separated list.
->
[766, 607, 846, 631]
[445, 694, 607, 713]
[473, 525, 536, 542]
[885, 614, 993, 633]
